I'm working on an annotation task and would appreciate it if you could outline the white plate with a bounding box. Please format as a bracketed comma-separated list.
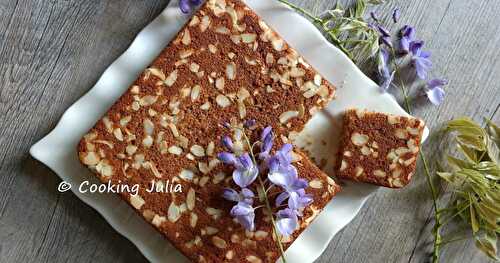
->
[30, 1, 428, 262]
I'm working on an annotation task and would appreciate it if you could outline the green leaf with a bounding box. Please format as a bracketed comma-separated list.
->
[474, 232, 500, 261]
[353, 0, 366, 18]
[485, 119, 500, 147]
[469, 195, 479, 234]
[437, 171, 454, 183]
[447, 155, 473, 169]
[441, 117, 500, 259]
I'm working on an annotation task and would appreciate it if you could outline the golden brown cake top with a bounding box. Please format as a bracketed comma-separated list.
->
[337, 109, 425, 188]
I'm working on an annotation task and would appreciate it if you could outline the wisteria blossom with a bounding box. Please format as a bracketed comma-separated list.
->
[392, 8, 400, 23]
[230, 201, 256, 231]
[276, 208, 299, 237]
[377, 25, 392, 48]
[219, 124, 311, 238]
[425, 79, 448, 105]
[410, 40, 432, 80]
[399, 25, 415, 54]
[377, 48, 395, 90]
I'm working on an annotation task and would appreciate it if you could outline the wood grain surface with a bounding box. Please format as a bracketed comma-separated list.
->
[0, 0, 498, 262]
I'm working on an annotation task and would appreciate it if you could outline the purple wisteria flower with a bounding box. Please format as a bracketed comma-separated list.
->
[222, 136, 234, 151]
[219, 125, 311, 236]
[425, 79, 448, 105]
[258, 126, 274, 162]
[392, 8, 400, 23]
[223, 188, 254, 205]
[276, 208, 299, 237]
[376, 25, 393, 48]
[230, 202, 256, 231]
[370, 11, 379, 23]
[410, 40, 432, 79]
[179, 0, 202, 14]
[218, 152, 258, 188]
[399, 25, 415, 54]
[377, 48, 395, 90]
[234, 154, 259, 188]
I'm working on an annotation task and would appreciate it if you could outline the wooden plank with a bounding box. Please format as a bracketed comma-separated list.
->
[0, 0, 168, 262]
[0, 0, 499, 262]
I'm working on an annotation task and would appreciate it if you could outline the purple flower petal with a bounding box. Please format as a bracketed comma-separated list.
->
[221, 136, 234, 151]
[426, 86, 445, 105]
[275, 192, 289, 207]
[288, 191, 301, 210]
[179, 0, 191, 14]
[241, 188, 255, 199]
[231, 202, 255, 231]
[380, 71, 395, 91]
[398, 25, 415, 54]
[425, 78, 448, 105]
[428, 78, 448, 88]
[232, 155, 258, 188]
[261, 126, 272, 142]
[370, 11, 379, 22]
[380, 36, 393, 48]
[243, 119, 256, 128]
[279, 144, 293, 154]
[412, 56, 432, 79]
[291, 178, 308, 190]
[261, 132, 273, 153]
[190, 0, 202, 4]
[377, 25, 391, 37]
[218, 152, 237, 165]
[268, 167, 295, 188]
[409, 40, 424, 55]
[223, 188, 240, 202]
[378, 48, 390, 76]
[392, 8, 400, 23]
[420, 50, 431, 59]
[409, 40, 432, 79]
[231, 202, 253, 216]
[276, 208, 298, 237]
[238, 153, 253, 169]
[223, 188, 254, 205]
[377, 48, 394, 90]
[399, 37, 411, 54]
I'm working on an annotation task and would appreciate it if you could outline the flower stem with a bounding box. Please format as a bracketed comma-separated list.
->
[389, 48, 412, 113]
[389, 47, 441, 262]
[258, 177, 288, 263]
[240, 129, 287, 263]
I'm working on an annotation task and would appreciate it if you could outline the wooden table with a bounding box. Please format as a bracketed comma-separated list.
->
[1, 0, 498, 262]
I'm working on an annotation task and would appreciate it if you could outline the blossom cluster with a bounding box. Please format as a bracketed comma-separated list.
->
[218, 125, 312, 237]
[372, 9, 448, 106]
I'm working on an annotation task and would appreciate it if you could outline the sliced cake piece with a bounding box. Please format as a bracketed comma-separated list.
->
[336, 109, 425, 188]
[78, 0, 339, 262]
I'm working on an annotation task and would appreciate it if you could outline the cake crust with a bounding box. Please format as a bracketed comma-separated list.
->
[336, 109, 425, 188]
[77, 0, 339, 262]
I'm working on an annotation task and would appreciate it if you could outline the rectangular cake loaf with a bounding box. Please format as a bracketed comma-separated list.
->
[78, 0, 339, 262]
[336, 109, 425, 188]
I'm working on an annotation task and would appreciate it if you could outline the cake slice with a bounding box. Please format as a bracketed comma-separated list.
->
[78, 0, 339, 262]
[336, 109, 425, 188]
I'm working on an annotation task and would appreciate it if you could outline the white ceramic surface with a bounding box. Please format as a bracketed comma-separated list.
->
[30, 1, 428, 262]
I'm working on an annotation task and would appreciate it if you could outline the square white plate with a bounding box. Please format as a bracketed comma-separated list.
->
[30, 1, 428, 262]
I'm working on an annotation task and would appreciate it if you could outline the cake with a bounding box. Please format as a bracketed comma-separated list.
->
[77, 0, 340, 262]
[336, 109, 425, 188]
